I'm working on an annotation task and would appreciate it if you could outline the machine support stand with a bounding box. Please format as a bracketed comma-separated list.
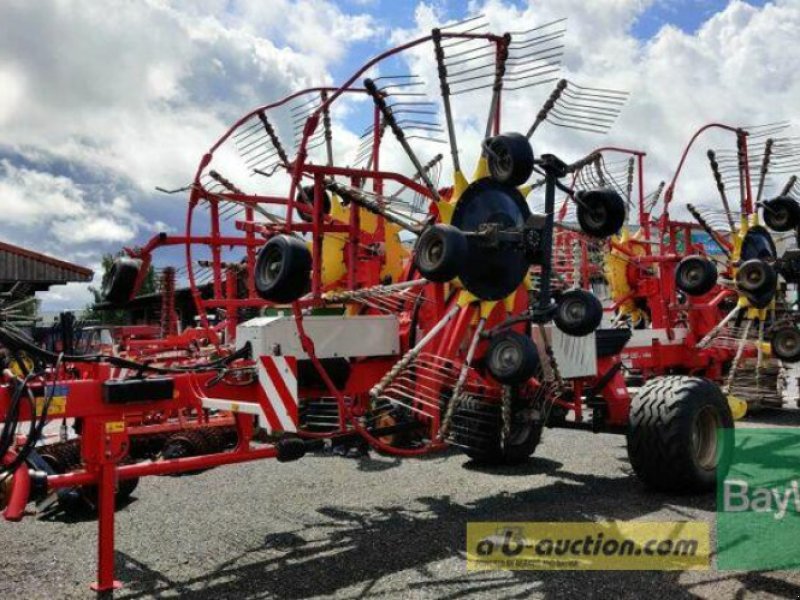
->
[90, 461, 122, 592]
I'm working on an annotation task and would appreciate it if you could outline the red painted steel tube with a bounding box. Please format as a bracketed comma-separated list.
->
[2, 450, 29, 522]
[46, 446, 280, 490]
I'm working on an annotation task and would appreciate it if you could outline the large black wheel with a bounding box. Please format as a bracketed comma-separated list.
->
[102, 257, 141, 306]
[254, 235, 312, 303]
[161, 429, 213, 476]
[736, 259, 777, 297]
[554, 289, 603, 337]
[763, 196, 800, 232]
[576, 188, 626, 238]
[39, 442, 139, 513]
[486, 330, 540, 385]
[771, 325, 800, 363]
[675, 255, 718, 296]
[450, 396, 542, 465]
[627, 376, 733, 493]
[413, 224, 467, 282]
[295, 185, 332, 223]
[486, 132, 535, 187]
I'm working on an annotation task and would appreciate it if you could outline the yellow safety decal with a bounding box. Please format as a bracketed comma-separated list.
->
[34, 395, 67, 417]
[105, 421, 126, 434]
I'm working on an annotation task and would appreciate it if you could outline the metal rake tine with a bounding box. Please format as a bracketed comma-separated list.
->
[289, 95, 321, 114]
[451, 81, 503, 95]
[245, 148, 281, 170]
[237, 135, 274, 158]
[506, 59, 563, 79]
[506, 46, 565, 67]
[509, 17, 568, 36]
[445, 59, 497, 79]
[557, 96, 624, 117]
[550, 106, 619, 127]
[233, 119, 264, 140]
[444, 48, 496, 68]
[511, 29, 567, 50]
[549, 116, 616, 134]
[447, 70, 496, 88]
[439, 24, 490, 50]
[388, 105, 439, 116]
[439, 13, 486, 31]
[504, 75, 561, 92]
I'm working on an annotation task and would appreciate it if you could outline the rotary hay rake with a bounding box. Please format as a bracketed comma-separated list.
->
[575, 121, 800, 411]
[0, 16, 753, 592]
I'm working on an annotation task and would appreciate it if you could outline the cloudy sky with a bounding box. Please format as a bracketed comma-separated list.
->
[0, 0, 796, 311]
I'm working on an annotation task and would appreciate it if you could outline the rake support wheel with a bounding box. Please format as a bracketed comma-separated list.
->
[736, 259, 777, 301]
[554, 289, 603, 337]
[102, 257, 142, 306]
[486, 330, 540, 385]
[675, 255, 718, 296]
[763, 196, 800, 232]
[486, 132, 535, 187]
[254, 234, 312, 303]
[413, 224, 467, 283]
[771, 325, 800, 363]
[576, 188, 626, 238]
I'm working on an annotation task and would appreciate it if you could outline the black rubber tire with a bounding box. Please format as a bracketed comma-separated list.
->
[627, 376, 733, 494]
[450, 396, 542, 465]
[736, 259, 777, 296]
[675, 255, 718, 296]
[40, 442, 139, 511]
[486, 330, 540, 385]
[295, 185, 332, 223]
[486, 132, 535, 187]
[576, 188, 627, 238]
[161, 429, 212, 476]
[763, 196, 800, 232]
[771, 325, 800, 363]
[554, 289, 603, 337]
[413, 224, 467, 282]
[102, 257, 141, 306]
[254, 234, 312, 303]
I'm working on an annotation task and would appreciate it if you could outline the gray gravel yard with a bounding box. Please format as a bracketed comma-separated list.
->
[2, 411, 800, 599]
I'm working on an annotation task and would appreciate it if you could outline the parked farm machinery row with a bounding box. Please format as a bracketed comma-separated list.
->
[2, 15, 799, 592]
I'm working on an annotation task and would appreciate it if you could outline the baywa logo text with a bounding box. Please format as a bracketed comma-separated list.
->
[723, 479, 800, 520]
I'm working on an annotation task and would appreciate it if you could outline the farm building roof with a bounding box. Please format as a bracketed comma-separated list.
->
[0, 240, 94, 294]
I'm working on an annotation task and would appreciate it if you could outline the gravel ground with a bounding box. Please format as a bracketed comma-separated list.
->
[2, 411, 800, 599]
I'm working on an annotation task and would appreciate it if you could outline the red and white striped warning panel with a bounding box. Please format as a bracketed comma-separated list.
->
[255, 356, 299, 433]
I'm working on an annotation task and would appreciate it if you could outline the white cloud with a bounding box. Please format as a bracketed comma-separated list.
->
[386, 0, 800, 215]
[0, 160, 146, 249]
[0, 0, 381, 310]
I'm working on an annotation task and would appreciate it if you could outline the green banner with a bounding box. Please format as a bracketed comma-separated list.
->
[717, 428, 800, 570]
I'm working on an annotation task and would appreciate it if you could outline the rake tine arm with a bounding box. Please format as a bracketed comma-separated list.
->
[526, 78, 567, 139]
[707, 150, 736, 231]
[756, 138, 773, 204]
[363, 78, 441, 202]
